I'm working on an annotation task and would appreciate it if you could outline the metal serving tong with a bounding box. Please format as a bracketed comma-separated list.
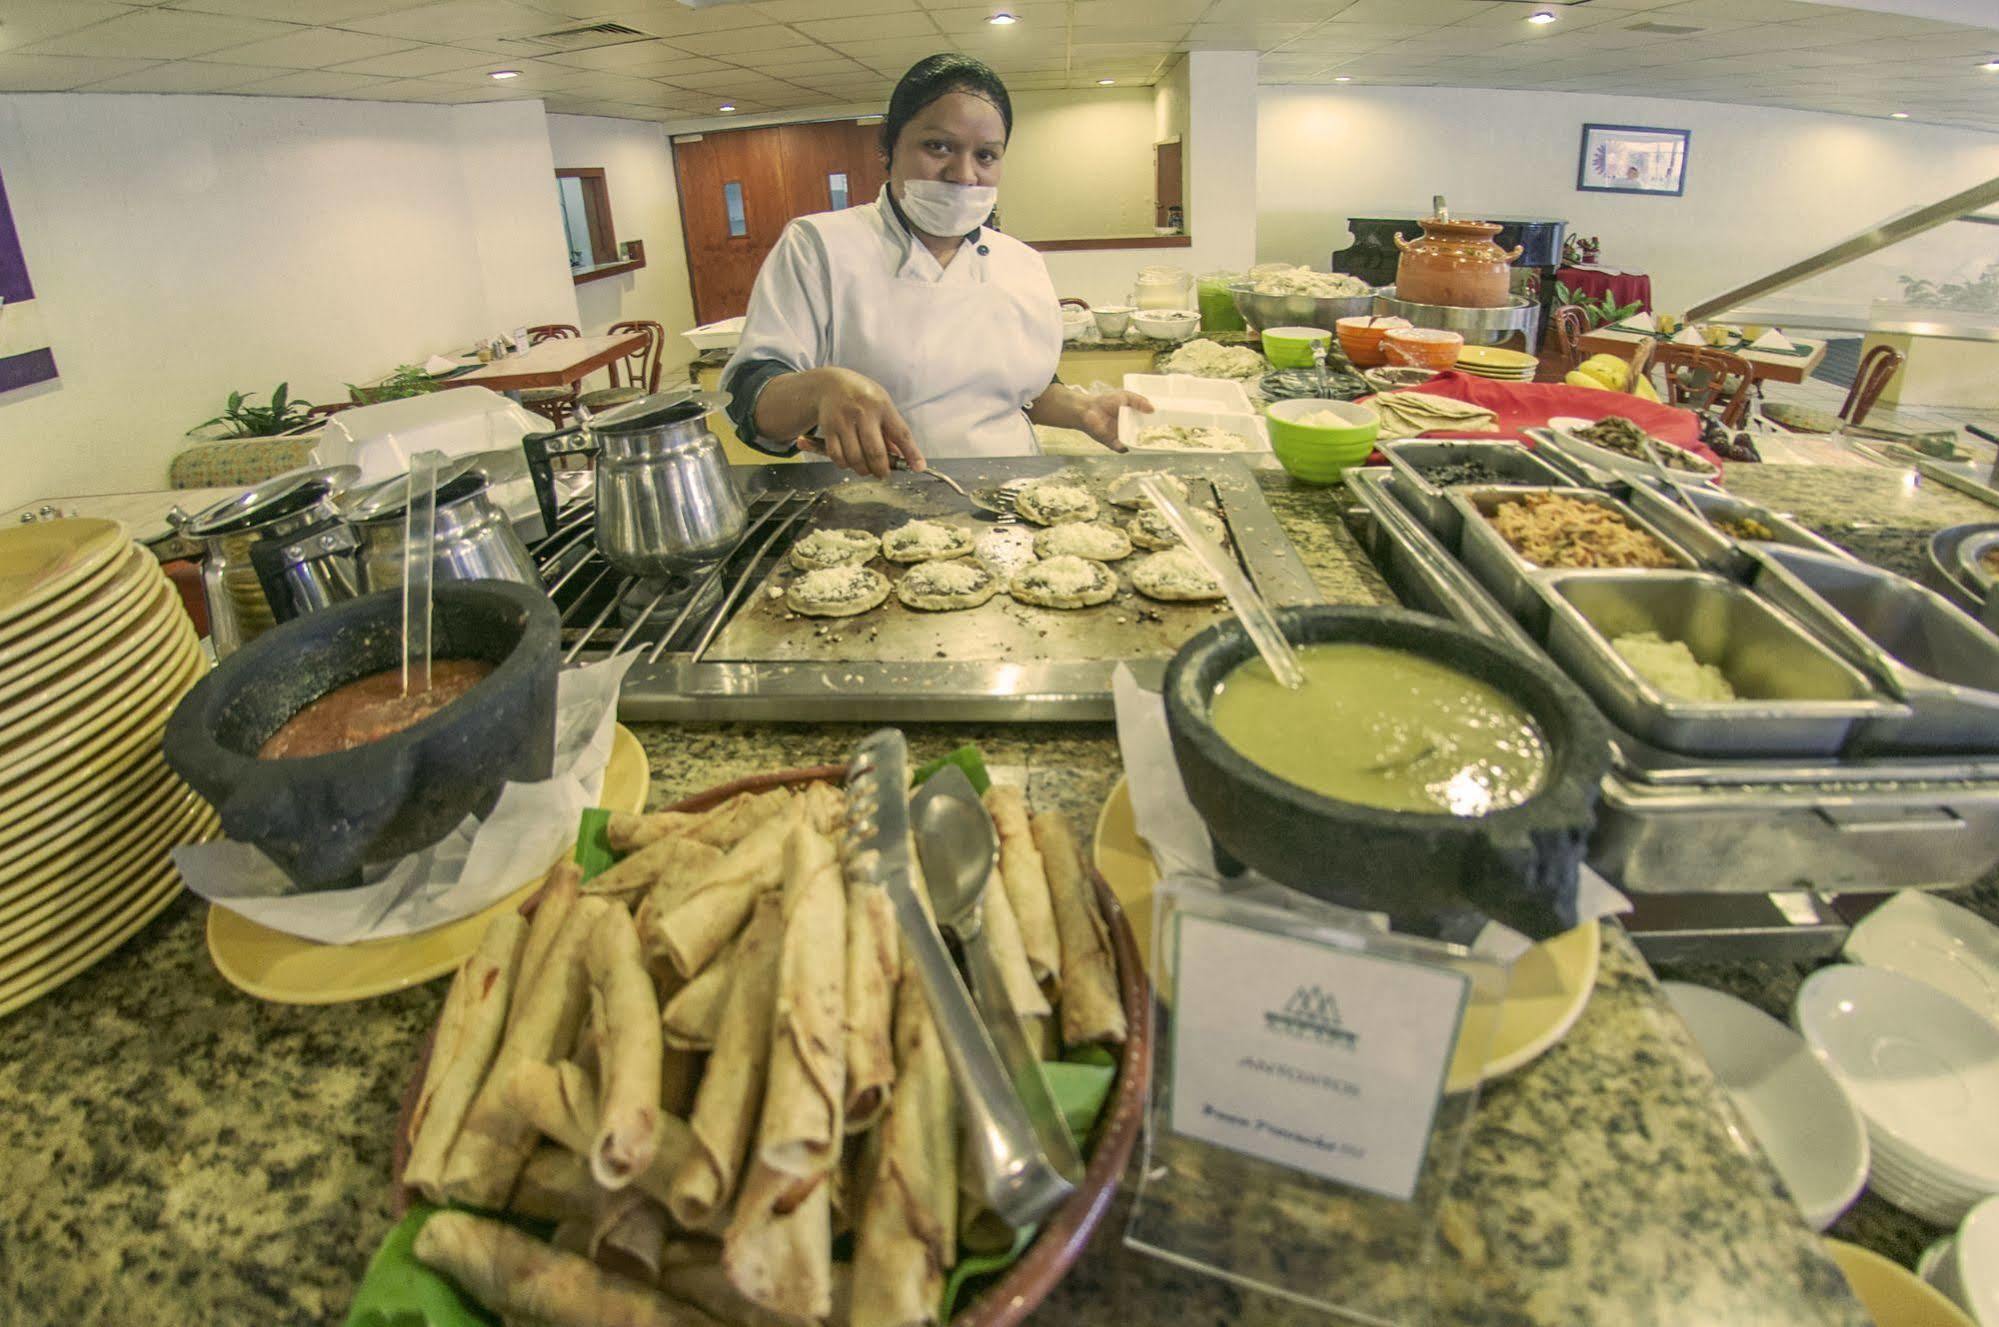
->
[844, 730, 1076, 1229]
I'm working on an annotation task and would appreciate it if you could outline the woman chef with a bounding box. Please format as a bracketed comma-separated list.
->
[721, 54, 1151, 478]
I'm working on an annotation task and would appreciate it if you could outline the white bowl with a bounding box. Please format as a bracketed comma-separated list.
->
[1061, 307, 1095, 343]
[1663, 982, 1869, 1230]
[1845, 892, 1999, 1028]
[1132, 308, 1202, 343]
[1934, 1196, 1999, 1326]
[1795, 965, 1999, 1194]
[1094, 305, 1134, 338]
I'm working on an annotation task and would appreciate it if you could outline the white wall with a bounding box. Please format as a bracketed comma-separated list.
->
[1001, 88, 1158, 241]
[545, 113, 700, 383]
[0, 93, 579, 505]
[1257, 85, 1999, 316]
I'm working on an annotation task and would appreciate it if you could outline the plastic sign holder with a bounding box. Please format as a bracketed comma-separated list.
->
[1125, 878, 1507, 1326]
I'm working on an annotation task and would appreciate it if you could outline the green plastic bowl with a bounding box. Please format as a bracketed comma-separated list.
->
[1265, 399, 1380, 484]
[1261, 325, 1333, 369]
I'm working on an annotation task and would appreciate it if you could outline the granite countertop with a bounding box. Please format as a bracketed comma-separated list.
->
[0, 466, 1897, 1326]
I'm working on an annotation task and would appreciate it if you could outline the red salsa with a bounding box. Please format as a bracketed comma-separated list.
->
[257, 659, 495, 759]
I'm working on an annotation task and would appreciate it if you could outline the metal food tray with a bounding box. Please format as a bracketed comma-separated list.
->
[1748, 544, 1999, 753]
[1446, 485, 1700, 637]
[1377, 439, 1573, 545]
[591, 455, 1319, 721]
[1344, 466, 1999, 894]
[1624, 480, 1852, 573]
[1540, 569, 1905, 759]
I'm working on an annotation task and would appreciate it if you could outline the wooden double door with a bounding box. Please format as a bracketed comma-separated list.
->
[673, 119, 888, 326]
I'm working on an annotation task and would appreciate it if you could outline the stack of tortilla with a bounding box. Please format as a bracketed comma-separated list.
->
[1370, 390, 1500, 441]
[400, 777, 1127, 1327]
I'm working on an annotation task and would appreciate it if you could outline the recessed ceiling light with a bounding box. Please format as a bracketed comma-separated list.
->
[1097, 77, 1115, 85]
[718, 103, 737, 112]
[1333, 75, 1353, 82]
[987, 10, 1018, 24]
[1981, 58, 1999, 70]
[488, 69, 520, 80]
[1890, 111, 1909, 118]
[1527, 9, 1557, 22]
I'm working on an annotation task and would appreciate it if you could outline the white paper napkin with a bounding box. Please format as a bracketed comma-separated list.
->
[1110, 664, 1627, 961]
[1750, 328, 1797, 352]
[176, 654, 637, 944]
[1622, 311, 1656, 333]
[1671, 326, 1706, 346]
[423, 354, 460, 374]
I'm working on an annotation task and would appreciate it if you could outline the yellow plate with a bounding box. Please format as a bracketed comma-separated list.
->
[1090, 775, 1599, 1085]
[0, 753, 181, 873]
[0, 576, 180, 739]
[0, 540, 143, 654]
[0, 544, 154, 677]
[0, 518, 129, 631]
[0, 800, 216, 952]
[0, 659, 203, 829]
[1455, 345, 1539, 372]
[0, 626, 202, 786]
[0, 786, 212, 930]
[205, 724, 651, 1004]
[1825, 1240, 1974, 1327]
[0, 853, 186, 1018]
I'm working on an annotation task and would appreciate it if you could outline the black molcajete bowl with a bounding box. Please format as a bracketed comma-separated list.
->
[1163, 605, 1613, 940]
[163, 580, 559, 891]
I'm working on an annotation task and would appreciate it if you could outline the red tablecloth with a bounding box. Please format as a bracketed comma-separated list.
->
[1369, 371, 1720, 464]
[1556, 266, 1652, 313]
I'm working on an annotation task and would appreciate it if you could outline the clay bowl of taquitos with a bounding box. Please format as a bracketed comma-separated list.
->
[162, 579, 559, 891]
[1163, 605, 1613, 940]
[389, 763, 1153, 1327]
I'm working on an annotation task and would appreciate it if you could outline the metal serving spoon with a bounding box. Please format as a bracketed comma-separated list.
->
[912, 766, 1084, 1196]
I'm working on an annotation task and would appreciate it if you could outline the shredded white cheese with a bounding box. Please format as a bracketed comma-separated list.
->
[1157, 339, 1266, 380]
[1020, 556, 1104, 596]
[904, 560, 987, 594]
[882, 519, 965, 558]
[1134, 424, 1253, 452]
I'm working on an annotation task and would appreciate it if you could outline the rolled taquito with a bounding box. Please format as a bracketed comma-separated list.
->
[505, 1060, 694, 1211]
[511, 863, 580, 1029]
[607, 788, 793, 856]
[758, 818, 846, 1176]
[441, 897, 610, 1207]
[668, 891, 785, 1231]
[650, 804, 801, 978]
[662, 941, 736, 1052]
[585, 836, 725, 902]
[587, 905, 664, 1190]
[842, 873, 898, 1133]
[976, 862, 1051, 1022]
[509, 1144, 599, 1224]
[1031, 811, 1127, 1048]
[413, 1211, 717, 1327]
[405, 911, 528, 1201]
[983, 785, 1060, 990]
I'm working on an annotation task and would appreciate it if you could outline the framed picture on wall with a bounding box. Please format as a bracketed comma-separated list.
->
[1576, 123, 1690, 196]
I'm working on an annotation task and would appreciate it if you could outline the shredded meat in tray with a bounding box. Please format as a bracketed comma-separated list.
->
[1487, 492, 1678, 570]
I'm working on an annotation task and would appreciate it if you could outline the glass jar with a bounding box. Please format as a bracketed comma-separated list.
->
[1132, 265, 1193, 310]
[1197, 270, 1246, 333]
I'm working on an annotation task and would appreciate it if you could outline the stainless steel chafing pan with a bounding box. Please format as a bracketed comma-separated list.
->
[1539, 569, 1905, 759]
[1379, 440, 1573, 546]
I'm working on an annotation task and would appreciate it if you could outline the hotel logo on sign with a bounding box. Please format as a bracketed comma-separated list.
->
[1265, 984, 1357, 1049]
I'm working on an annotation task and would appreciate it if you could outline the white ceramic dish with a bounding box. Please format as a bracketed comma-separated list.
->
[1093, 305, 1134, 338]
[1664, 981, 1869, 1230]
[1061, 306, 1095, 343]
[1121, 373, 1254, 415]
[681, 315, 745, 353]
[1923, 1197, 1999, 1326]
[1795, 965, 1999, 1197]
[1846, 892, 1999, 1028]
[1546, 414, 1723, 486]
[1116, 403, 1270, 454]
[1131, 308, 1202, 343]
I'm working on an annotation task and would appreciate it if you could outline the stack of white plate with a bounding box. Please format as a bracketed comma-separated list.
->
[1796, 965, 1999, 1225]
[1844, 891, 1999, 1027]
[1453, 345, 1538, 382]
[0, 518, 216, 1017]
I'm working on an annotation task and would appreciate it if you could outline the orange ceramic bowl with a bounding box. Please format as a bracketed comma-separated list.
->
[1383, 327, 1464, 371]
[1335, 315, 1410, 368]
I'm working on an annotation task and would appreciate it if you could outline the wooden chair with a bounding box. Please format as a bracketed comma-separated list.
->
[1842, 344, 1903, 427]
[1540, 304, 1590, 380]
[1646, 343, 1754, 428]
[576, 320, 666, 416]
[521, 324, 583, 425]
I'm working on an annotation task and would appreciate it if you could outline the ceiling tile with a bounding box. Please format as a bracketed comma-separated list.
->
[1074, 0, 1213, 22]
[73, 57, 278, 90]
[201, 27, 421, 67]
[753, 0, 920, 18]
[341, 74, 467, 98]
[164, 0, 412, 20]
[795, 11, 941, 42]
[211, 67, 394, 94]
[925, 2, 1069, 35]
[328, 42, 497, 76]
[342, 0, 558, 41]
[22, 8, 296, 59]
[1330, 0, 1496, 23]
[0, 2, 140, 55]
[831, 36, 962, 66]
[668, 26, 817, 57]
[538, 41, 690, 71]
[0, 51, 159, 87]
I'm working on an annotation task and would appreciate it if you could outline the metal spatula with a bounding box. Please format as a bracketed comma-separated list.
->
[1139, 475, 1305, 689]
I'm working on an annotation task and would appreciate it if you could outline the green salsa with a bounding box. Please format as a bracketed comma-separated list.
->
[1209, 643, 1549, 817]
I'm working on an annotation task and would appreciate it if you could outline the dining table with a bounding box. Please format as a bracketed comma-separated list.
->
[1577, 327, 1829, 385]
[437, 331, 644, 395]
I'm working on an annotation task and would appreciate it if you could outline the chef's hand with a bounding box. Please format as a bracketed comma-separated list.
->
[1078, 389, 1152, 452]
[804, 368, 925, 479]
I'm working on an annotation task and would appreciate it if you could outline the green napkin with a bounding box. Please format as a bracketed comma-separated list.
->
[342, 1207, 493, 1327]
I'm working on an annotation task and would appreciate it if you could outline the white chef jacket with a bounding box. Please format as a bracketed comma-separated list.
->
[721, 186, 1063, 460]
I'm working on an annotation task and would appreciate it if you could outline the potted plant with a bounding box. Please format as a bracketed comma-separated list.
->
[1552, 281, 1644, 331]
[348, 364, 440, 405]
[190, 383, 321, 440]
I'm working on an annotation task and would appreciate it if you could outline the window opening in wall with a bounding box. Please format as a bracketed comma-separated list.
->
[724, 181, 748, 237]
[828, 171, 849, 210]
[557, 176, 593, 270]
[553, 166, 644, 284]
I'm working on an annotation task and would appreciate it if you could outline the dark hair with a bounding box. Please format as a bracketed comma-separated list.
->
[878, 54, 1013, 162]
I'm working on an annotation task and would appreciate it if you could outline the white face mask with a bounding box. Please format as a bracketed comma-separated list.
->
[897, 179, 997, 238]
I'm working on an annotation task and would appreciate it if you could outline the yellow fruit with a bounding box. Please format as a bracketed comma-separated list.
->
[1575, 354, 1629, 391]
[1633, 376, 1660, 403]
[1564, 371, 1609, 391]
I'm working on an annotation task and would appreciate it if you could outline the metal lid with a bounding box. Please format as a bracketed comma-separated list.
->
[586, 387, 713, 436]
[344, 453, 492, 524]
[180, 464, 359, 538]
